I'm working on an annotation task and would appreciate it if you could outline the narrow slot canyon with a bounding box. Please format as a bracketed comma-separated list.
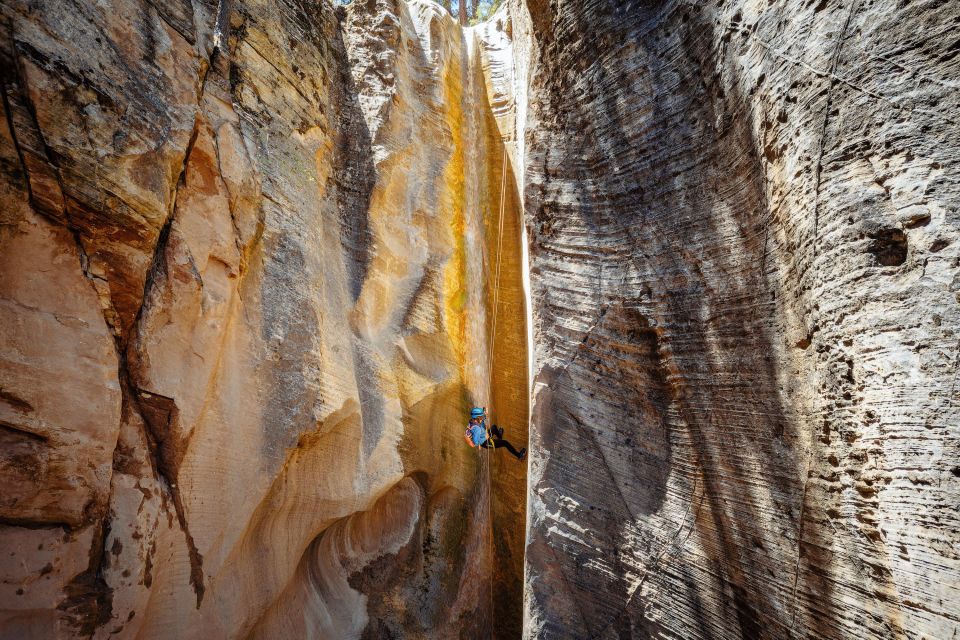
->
[1, 0, 959, 638]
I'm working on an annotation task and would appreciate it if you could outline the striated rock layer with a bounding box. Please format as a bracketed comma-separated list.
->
[0, 0, 525, 637]
[518, 0, 960, 638]
[3, 0, 960, 637]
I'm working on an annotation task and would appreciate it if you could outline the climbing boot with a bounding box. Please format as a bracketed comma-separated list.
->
[518, 448, 527, 461]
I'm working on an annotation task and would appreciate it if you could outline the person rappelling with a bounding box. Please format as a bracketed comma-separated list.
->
[465, 152, 524, 461]
[464, 407, 526, 460]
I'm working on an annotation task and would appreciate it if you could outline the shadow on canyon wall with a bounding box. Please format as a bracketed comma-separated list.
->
[471, 31, 529, 640]
[524, 0, 835, 637]
[247, 0, 527, 635]
[257, 8, 376, 462]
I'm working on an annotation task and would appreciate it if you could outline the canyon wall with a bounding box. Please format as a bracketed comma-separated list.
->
[0, 0, 525, 637]
[3, 0, 959, 637]
[520, 0, 960, 638]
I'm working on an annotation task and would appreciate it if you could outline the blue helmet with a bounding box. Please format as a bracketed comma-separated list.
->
[470, 407, 485, 419]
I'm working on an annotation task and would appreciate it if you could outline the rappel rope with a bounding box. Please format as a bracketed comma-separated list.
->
[342, 142, 510, 623]
[479, 145, 509, 624]
[480, 147, 509, 445]
[487, 145, 509, 377]
[343, 146, 511, 418]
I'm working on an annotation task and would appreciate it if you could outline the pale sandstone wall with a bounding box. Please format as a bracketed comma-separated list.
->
[0, 0, 524, 637]
[519, 0, 960, 638]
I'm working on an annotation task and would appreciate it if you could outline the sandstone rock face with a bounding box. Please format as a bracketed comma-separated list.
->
[3, 0, 959, 637]
[0, 0, 524, 637]
[518, 0, 960, 638]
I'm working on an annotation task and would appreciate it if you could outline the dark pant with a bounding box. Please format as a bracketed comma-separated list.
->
[483, 425, 523, 459]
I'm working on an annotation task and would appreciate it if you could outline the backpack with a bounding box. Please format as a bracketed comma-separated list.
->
[464, 419, 487, 447]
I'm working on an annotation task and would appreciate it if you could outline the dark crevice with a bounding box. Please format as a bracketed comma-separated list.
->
[0, 517, 70, 531]
[56, 519, 113, 638]
[2, 46, 67, 222]
[119, 117, 207, 606]
[120, 351, 208, 609]
[213, 0, 233, 51]
[0, 387, 35, 413]
[867, 227, 908, 267]
[67, 226, 100, 287]
[0, 59, 33, 196]
[110, 52, 234, 598]
[0, 21, 111, 307]
[0, 419, 47, 442]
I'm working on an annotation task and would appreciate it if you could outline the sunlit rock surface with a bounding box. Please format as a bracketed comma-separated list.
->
[0, 0, 524, 637]
[519, 0, 960, 638]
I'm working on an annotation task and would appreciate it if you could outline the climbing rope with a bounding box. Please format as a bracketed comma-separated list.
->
[345, 144, 510, 422]
[481, 146, 509, 446]
[480, 144, 510, 627]
[486, 147, 509, 378]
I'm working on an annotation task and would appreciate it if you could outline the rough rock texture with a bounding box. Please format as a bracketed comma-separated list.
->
[474, 12, 530, 638]
[4, 0, 960, 637]
[0, 0, 525, 637]
[519, 0, 960, 638]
